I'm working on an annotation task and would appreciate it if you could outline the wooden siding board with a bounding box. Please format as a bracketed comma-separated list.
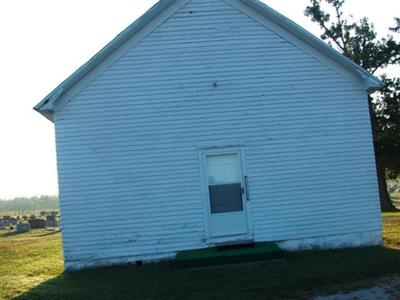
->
[54, 0, 381, 264]
[66, 86, 361, 105]
[57, 152, 375, 177]
[55, 136, 373, 156]
[55, 117, 370, 136]
[59, 90, 361, 115]
[56, 123, 371, 142]
[57, 162, 376, 187]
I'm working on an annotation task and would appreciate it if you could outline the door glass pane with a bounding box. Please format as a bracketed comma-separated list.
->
[207, 154, 241, 185]
[209, 183, 243, 213]
[206, 153, 243, 214]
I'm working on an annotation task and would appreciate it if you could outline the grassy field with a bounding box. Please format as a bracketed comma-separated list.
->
[0, 214, 399, 300]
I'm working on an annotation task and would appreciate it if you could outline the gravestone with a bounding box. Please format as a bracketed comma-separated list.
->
[46, 215, 59, 228]
[9, 218, 18, 225]
[47, 220, 59, 228]
[17, 223, 31, 233]
[28, 218, 47, 229]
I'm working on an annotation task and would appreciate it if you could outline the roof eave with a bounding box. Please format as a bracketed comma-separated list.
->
[34, 107, 54, 122]
[356, 69, 384, 93]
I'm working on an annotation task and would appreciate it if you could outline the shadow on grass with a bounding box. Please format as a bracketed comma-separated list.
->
[36, 230, 61, 237]
[14, 246, 400, 300]
[1, 231, 23, 238]
[1, 229, 60, 238]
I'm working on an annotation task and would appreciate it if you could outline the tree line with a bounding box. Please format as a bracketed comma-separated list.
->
[0, 196, 59, 212]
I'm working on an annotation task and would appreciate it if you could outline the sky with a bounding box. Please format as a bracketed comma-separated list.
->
[0, 0, 399, 200]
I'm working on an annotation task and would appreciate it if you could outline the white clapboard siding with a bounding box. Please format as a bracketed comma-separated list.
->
[54, 0, 381, 264]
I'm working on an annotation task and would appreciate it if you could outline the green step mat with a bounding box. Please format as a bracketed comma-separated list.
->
[176, 243, 284, 268]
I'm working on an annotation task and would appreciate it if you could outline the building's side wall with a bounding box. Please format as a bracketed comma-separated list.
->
[54, 0, 381, 270]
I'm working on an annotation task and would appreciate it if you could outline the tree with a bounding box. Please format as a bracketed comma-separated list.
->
[305, 0, 400, 211]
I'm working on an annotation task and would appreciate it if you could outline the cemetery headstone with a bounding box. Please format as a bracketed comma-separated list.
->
[17, 223, 31, 233]
[28, 218, 47, 229]
[47, 220, 59, 228]
[46, 215, 59, 228]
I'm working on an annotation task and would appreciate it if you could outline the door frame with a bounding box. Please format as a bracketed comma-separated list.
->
[199, 147, 253, 242]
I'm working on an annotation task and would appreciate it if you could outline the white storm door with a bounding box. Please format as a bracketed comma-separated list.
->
[205, 152, 249, 238]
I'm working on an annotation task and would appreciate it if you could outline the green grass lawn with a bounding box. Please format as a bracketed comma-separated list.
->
[1, 214, 399, 300]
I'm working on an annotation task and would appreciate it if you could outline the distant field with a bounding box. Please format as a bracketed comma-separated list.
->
[0, 213, 399, 300]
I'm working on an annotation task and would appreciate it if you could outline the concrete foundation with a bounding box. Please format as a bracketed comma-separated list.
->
[277, 230, 382, 251]
[64, 230, 382, 271]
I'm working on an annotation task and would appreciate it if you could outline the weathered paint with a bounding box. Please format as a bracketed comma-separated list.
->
[277, 230, 382, 251]
[40, 0, 381, 270]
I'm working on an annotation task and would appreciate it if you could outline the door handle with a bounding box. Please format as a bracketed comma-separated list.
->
[244, 175, 250, 201]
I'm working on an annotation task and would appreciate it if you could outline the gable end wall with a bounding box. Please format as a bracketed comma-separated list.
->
[53, 0, 382, 269]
